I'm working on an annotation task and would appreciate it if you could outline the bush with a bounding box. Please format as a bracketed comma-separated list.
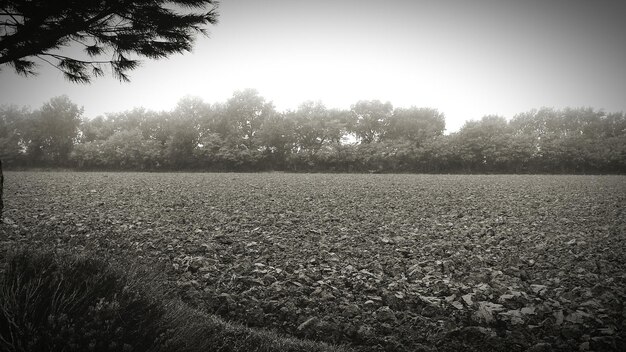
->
[0, 249, 166, 352]
[0, 248, 348, 352]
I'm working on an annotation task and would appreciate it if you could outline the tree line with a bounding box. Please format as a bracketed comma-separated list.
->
[1, 90, 625, 173]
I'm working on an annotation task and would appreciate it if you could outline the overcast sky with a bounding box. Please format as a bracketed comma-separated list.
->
[1, 0, 625, 132]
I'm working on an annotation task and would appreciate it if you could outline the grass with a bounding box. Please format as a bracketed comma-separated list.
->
[0, 246, 349, 352]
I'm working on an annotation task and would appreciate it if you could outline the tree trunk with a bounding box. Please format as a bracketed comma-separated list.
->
[0, 159, 3, 221]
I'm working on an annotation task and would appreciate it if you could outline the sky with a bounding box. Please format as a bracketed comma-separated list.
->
[1, 0, 625, 133]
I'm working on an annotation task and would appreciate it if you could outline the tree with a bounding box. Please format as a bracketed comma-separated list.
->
[0, 0, 219, 218]
[257, 112, 294, 169]
[383, 107, 445, 144]
[0, 104, 29, 164]
[350, 100, 393, 143]
[162, 96, 209, 168]
[455, 115, 511, 172]
[0, 0, 218, 82]
[79, 115, 115, 142]
[290, 101, 345, 154]
[43, 96, 82, 164]
[224, 89, 274, 148]
[18, 96, 83, 165]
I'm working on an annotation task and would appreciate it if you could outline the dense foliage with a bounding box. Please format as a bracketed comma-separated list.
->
[2, 173, 624, 351]
[1, 91, 625, 173]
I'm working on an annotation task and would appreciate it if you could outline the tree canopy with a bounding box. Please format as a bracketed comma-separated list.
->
[0, 0, 218, 82]
[2, 94, 624, 174]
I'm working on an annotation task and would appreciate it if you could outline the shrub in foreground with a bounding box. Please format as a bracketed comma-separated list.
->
[0, 248, 347, 352]
[0, 249, 166, 351]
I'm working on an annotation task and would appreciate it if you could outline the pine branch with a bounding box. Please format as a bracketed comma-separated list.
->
[0, 0, 218, 82]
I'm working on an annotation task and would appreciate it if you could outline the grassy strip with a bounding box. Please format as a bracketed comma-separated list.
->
[162, 301, 349, 352]
[0, 248, 349, 352]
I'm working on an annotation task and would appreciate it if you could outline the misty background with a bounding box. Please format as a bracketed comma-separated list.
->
[1, 0, 625, 133]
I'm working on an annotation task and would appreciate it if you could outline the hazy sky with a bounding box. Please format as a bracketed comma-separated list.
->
[1, 0, 625, 132]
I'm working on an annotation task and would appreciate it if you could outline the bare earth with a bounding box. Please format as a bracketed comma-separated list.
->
[2, 172, 625, 352]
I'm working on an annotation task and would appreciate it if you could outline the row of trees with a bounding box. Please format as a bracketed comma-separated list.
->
[1, 90, 625, 173]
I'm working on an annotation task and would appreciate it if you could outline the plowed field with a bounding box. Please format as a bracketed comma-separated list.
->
[2, 172, 625, 351]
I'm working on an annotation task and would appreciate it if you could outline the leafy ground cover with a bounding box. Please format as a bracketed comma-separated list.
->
[1, 172, 625, 351]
